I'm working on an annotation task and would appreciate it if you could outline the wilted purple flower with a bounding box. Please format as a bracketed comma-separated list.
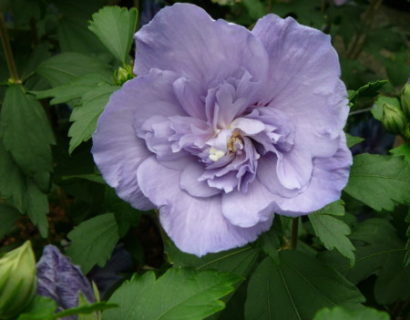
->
[92, 4, 352, 256]
[37, 245, 94, 318]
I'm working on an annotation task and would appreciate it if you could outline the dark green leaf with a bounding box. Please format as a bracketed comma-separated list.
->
[0, 85, 54, 187]
[313, 306, 389, 320]
[68, 84, 118, 153]
[0, 143, 49, 237]
[33, 73, 112, 105]
[0, 204, 20, 240]
[345, 154, 410, 211]
[309, 201, 355, 265]
[245, 251, 364, 320]
[89, 6, 138, 64]
[36, 53, 110, 87]
[349, 80, 388, 106]
[54, 301, 117, 318]
[104, 268, 241, 320]
[166, 238, 260, 277]
[66, 213, 119, 273]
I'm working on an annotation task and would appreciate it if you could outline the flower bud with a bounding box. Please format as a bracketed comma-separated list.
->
[0, 241, 37, 319]
[114, 64, 134, 86]
[381, 103, 407, 135]
[400, 81, 410, 118]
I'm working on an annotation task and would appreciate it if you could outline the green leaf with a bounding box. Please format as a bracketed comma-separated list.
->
[313, 306, 389, 320]
[17, 295, 117, 320]
[245, 251, 364, 320]
[349, 80, 388, 110]
[309, 201, 355, 265]
[371, 95, 400, 121]
[68, 84, 118, 153]
[391, 143, 410, 162]
[18, 296, 57, 320]
[0, 85, 54, 187]
[33, 73, 112, 105]
[104, 268, 241, 320]
[0, 204, 20, 240]
[36, 53, 110, 87]
[66, 213, 119, 273]
[346, 219, 404, 284]
[346, 134, 364, 148]
[54, 301, 117, 319]
[165, 238, 260, 277]
[89, 6, 138, 64]
[344, 154, 410, 211]
[0, 143, 49, 237]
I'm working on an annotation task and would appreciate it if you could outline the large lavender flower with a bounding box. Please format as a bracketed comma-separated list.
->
[92, 3, 352, 256]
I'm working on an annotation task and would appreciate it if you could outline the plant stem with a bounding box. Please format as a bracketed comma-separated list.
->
[0, 12, 20, 83]
[291, 217, 299, 249]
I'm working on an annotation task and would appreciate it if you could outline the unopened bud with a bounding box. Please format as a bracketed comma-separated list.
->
[0, 241, 36, 319]
[114, 64, 134, 85]
[382, 103, 407, 135]
[400, 81, 410, 119]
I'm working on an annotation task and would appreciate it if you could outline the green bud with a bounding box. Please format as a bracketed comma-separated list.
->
[381, 103, 407, 135]
[400, 81, 410, 118]
[114, 64, 134, 86]
[0, 241, 37, 319]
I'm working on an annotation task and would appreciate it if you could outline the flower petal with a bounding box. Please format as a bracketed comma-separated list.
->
[135, 3, 269, 89]
[253, 15, 348, 149]
[180, 163, 221, 198]
[275, 136, 352, 215]
[137, 157, 272, 256]
[222, 179, 275, 228]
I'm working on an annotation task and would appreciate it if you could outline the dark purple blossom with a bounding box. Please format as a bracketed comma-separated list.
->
[92, 4, 352, 256]
[36, 245, 94, 318]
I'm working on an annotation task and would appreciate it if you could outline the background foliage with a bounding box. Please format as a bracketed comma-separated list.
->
[0, 0, 409, 319]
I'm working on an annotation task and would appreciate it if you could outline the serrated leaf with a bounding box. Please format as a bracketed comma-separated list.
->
[346, 134, 364, 148]
[104, 268, 241, 320]
[309, 201, 355, 265]
[391, 143, 410, 163]
[89, 6, 138, 64]
[245, 251, 364, 320]
[344, 154, 410, 211]
[33, 73, 112, 105]
[0, 85, 54, 187]
[349, 80, 388, 109]
[165, 238, 260, 277]
[68, 84, 118, 153]
[313, 306, 389, 320]
[0, 143, 49, 237]
[348, 219, 402, 280]
[66, 213, 119, 274]
[36, 53, 110, 87]
[0, 204, 20, 240]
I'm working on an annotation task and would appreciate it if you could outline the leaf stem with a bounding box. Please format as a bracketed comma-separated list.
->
[291, 218, 299, 249]
[0, 12, 20, 83]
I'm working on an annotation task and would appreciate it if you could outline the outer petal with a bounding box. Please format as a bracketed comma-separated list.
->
[137, 157, 272, 256]
[135, 3, 269, 90]
[92, 69, 185, 210]
[275, 136, 352, 215]
[222, 180, 275, 228]
[252, 15, 348, 154]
